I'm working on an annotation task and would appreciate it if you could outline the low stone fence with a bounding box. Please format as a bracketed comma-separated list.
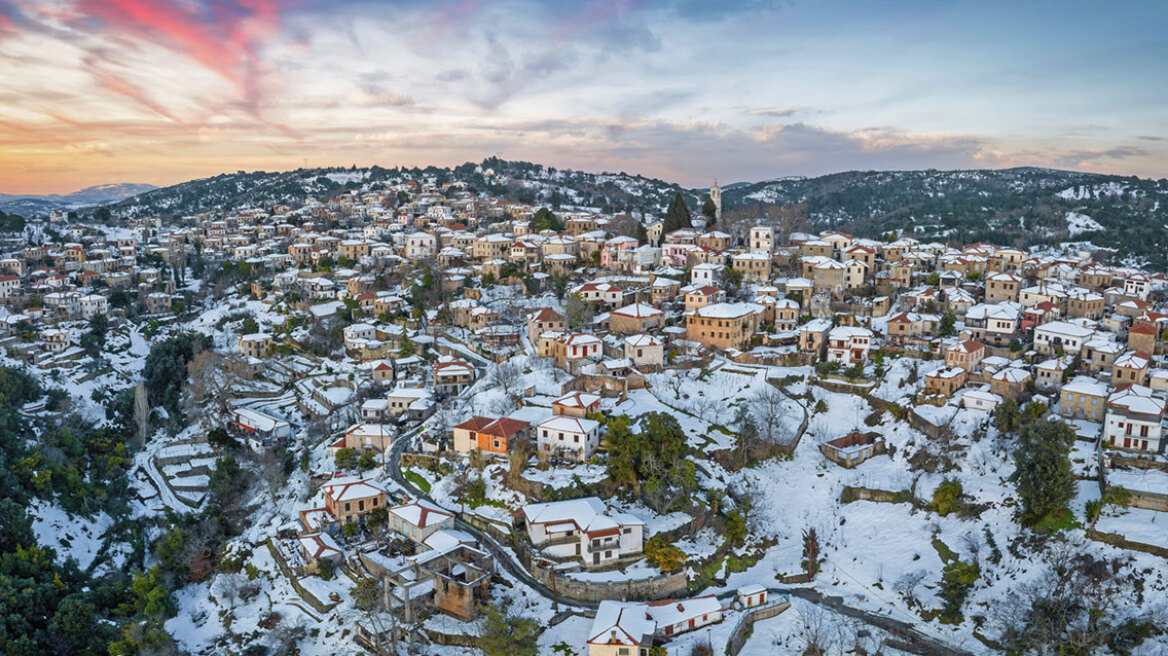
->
[266, 538, 336, 614]
[423, 629, 481, 648]
[840, 485, 916, 505]
[813, 376, 877, 396]
[908, 409, 951, 440]
[1087, 528, 1168, 560]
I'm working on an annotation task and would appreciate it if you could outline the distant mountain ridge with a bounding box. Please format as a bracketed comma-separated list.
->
[0, 183, 158, 214]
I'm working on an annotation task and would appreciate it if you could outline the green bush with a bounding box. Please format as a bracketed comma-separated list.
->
[931, 478, 964, 516]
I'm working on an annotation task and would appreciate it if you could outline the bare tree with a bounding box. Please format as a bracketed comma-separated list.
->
[253, 448, 289, 504]
[352, 578, 396, 656]
[662, 371, 685, 400]
[563, 294, 594, 331]
[894, 569, 929, 607]
[491, 359, 524, 404]
[505, 440, 531, 488]
[991, 546, 1153, 655]
[960, 530, 985, 565]
[797, 603, 834, 656]
[304, 414, 331, 447]
[750, 384, 790, 444]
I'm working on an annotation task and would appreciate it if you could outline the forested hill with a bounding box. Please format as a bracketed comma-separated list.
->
[88, 160, 1168, 269]
[722, 168, 1168, 268]
[104, 158, 703, 220]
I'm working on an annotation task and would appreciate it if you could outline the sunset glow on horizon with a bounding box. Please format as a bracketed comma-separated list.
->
[2, 0, 1166, 195]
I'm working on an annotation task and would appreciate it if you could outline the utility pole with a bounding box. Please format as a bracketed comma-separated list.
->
[549, 561, 558, 613]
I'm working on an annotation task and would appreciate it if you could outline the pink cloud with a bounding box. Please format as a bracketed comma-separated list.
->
[73, 0, 283, 111]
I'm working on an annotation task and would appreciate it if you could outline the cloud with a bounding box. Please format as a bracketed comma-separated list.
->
[1137, 135, 1165, 142]
[747, 106, 816, 118]
[69, 0, 284, 113]
[1054, 146, 1149, 168]
[64, 141, 114, 155]
[471, 32, 577, 109]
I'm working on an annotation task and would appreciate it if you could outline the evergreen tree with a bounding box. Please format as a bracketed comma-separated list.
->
[1011, 419, 1076, 527]
[529, 207, 563, 232]
[479, 604, 540, 656]
[937, 560, 980, 623]
[662, 192, 692, 233]
[701, 197, 717, 227]
[938, 311, 957, 337]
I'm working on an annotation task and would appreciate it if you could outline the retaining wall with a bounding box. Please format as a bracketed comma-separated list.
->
[725, 599, 792, 656]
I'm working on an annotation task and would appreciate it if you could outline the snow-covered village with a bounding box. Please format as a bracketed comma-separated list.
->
[0, 161, 1167, 656]
[5, 2, 1168, 655]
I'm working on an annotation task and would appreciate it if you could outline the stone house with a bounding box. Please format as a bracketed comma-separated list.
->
[945, 340, 985, 372]
[1059, 376, 1108, 422]
[624, 333, 665, 369]
[685, 302, 763, 351]
[990, 368, 1031, 400]
[609, 303, 664, 335]
[924, 366, 968, 398]
[1112, 351, 1150, 387]
[819, 431, 885, 468]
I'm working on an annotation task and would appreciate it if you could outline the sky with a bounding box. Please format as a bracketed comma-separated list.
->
[1, 0, 1166, 194]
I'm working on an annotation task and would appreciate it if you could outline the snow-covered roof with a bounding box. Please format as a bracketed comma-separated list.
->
[692, 302, 763, 319]
[1107, 385, 1165, 417]
[537, 415, 600, 434]
[523, 496, 643, 534]
[323, 477, 386, 503]
[389, 498, 453, 529]
[1062, 376, 1109, 397]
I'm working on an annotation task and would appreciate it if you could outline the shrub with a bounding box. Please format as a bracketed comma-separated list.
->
[644, 536, 686, 571]
[938, 560, 980, 623]
[931, 478, 964, 516]
[316, 557, 335, 580]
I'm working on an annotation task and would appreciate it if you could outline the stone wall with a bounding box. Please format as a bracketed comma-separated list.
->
[725, 599, 792, 656]
[1087, 528, 1168, 559]
[505, 522, 688, 602]
[534, 566, 688, 603]
[267, 539, 336, 614]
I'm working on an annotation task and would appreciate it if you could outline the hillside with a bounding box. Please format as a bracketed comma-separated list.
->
[85, 160, 1168, 269]
[723, 168, 1168, 267]
[106, 158, 702, 220]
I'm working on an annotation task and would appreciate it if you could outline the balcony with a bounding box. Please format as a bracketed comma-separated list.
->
[586, 540, 620, 554]
[539, 534, 579, 549]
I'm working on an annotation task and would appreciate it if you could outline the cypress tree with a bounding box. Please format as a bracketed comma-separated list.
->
[663, 193, 692, 233]
[1010, 419, 1076, 527]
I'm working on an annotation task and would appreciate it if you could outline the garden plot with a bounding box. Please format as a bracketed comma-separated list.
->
[871, 357, 947, 403]
[523, 462, 608, 490]
[1095, 506, 1168, 549]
